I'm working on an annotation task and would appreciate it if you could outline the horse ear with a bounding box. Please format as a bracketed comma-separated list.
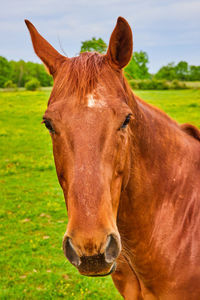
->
[25, 20, 66, 76]
[107, 17, 133, 69]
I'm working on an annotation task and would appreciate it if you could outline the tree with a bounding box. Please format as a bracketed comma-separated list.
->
[155, 63, 177, 80]
[9, 60, 53, 87]
[155, 61, 200, 81]
[80, 37, 107, 54]
[0, 56, 11, 87]
[189, 66, 200, 81]
[125, 51, 150, 79]
[175, 61, 189, 80]
[80, 38, 150, 79]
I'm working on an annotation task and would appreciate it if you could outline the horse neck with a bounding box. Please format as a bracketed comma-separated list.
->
[128, 93, 184, 188]
[118, 91, 200, 245]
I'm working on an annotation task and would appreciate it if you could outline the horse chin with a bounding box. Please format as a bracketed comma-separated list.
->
[79, 262, 116, 277]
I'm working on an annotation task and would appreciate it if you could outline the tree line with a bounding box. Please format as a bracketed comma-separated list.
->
[0, 56, 53, 88]
[0, 37, 199, 88]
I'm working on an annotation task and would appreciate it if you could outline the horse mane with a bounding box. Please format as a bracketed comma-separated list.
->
[180, 123, 200, 141]
[124, 82, 200, 142]
[128, 89, 179, 127]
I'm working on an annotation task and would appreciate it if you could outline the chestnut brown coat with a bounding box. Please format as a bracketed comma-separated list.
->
[25, 17, 200, 300]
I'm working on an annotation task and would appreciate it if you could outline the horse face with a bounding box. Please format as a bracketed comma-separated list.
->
[26, 17, 133, 276]
[44, 74, 132, 275]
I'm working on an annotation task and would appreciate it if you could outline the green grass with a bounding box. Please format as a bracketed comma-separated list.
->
[0, 89, 199, 299]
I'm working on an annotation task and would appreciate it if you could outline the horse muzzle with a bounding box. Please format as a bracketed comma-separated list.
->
[63, 234, 120, 276]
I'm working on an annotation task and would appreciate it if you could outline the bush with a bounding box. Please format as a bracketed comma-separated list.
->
[128, 79, 188, 90]
[129, 80, 139, 90]
[136, 79, 169, 90]
[170, 79, 187, 90]
[3, 80, 17, 90]
[25, 78, 40, 91]
[153, 80, 169, 90]
[137, 80, 151, 90]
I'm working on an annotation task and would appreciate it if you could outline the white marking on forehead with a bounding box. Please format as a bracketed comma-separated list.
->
[87, 94, 106, 108]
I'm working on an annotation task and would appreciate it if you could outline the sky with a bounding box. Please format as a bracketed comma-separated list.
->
[0, 0, 200, 73]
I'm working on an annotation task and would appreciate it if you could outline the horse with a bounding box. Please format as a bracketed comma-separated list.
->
[25, 17, 200, 299]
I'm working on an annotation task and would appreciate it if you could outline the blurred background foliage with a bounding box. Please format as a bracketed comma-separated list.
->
[0, 37, 200, 90]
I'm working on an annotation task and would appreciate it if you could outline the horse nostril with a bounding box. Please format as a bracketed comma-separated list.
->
[63, 237, 81, 267]
[105, 234, 121, 264]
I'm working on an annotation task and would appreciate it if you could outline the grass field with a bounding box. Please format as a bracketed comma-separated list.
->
[0, 89, 199, 300]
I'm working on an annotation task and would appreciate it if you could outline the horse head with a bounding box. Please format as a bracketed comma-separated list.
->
[25, 17, 133, 276]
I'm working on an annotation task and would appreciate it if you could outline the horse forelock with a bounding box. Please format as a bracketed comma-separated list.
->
[49, 52, 107, 104]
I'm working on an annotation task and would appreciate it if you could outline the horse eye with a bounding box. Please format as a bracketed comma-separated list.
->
[121, 114, 132, 129]
[43, 119, 54, 133]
